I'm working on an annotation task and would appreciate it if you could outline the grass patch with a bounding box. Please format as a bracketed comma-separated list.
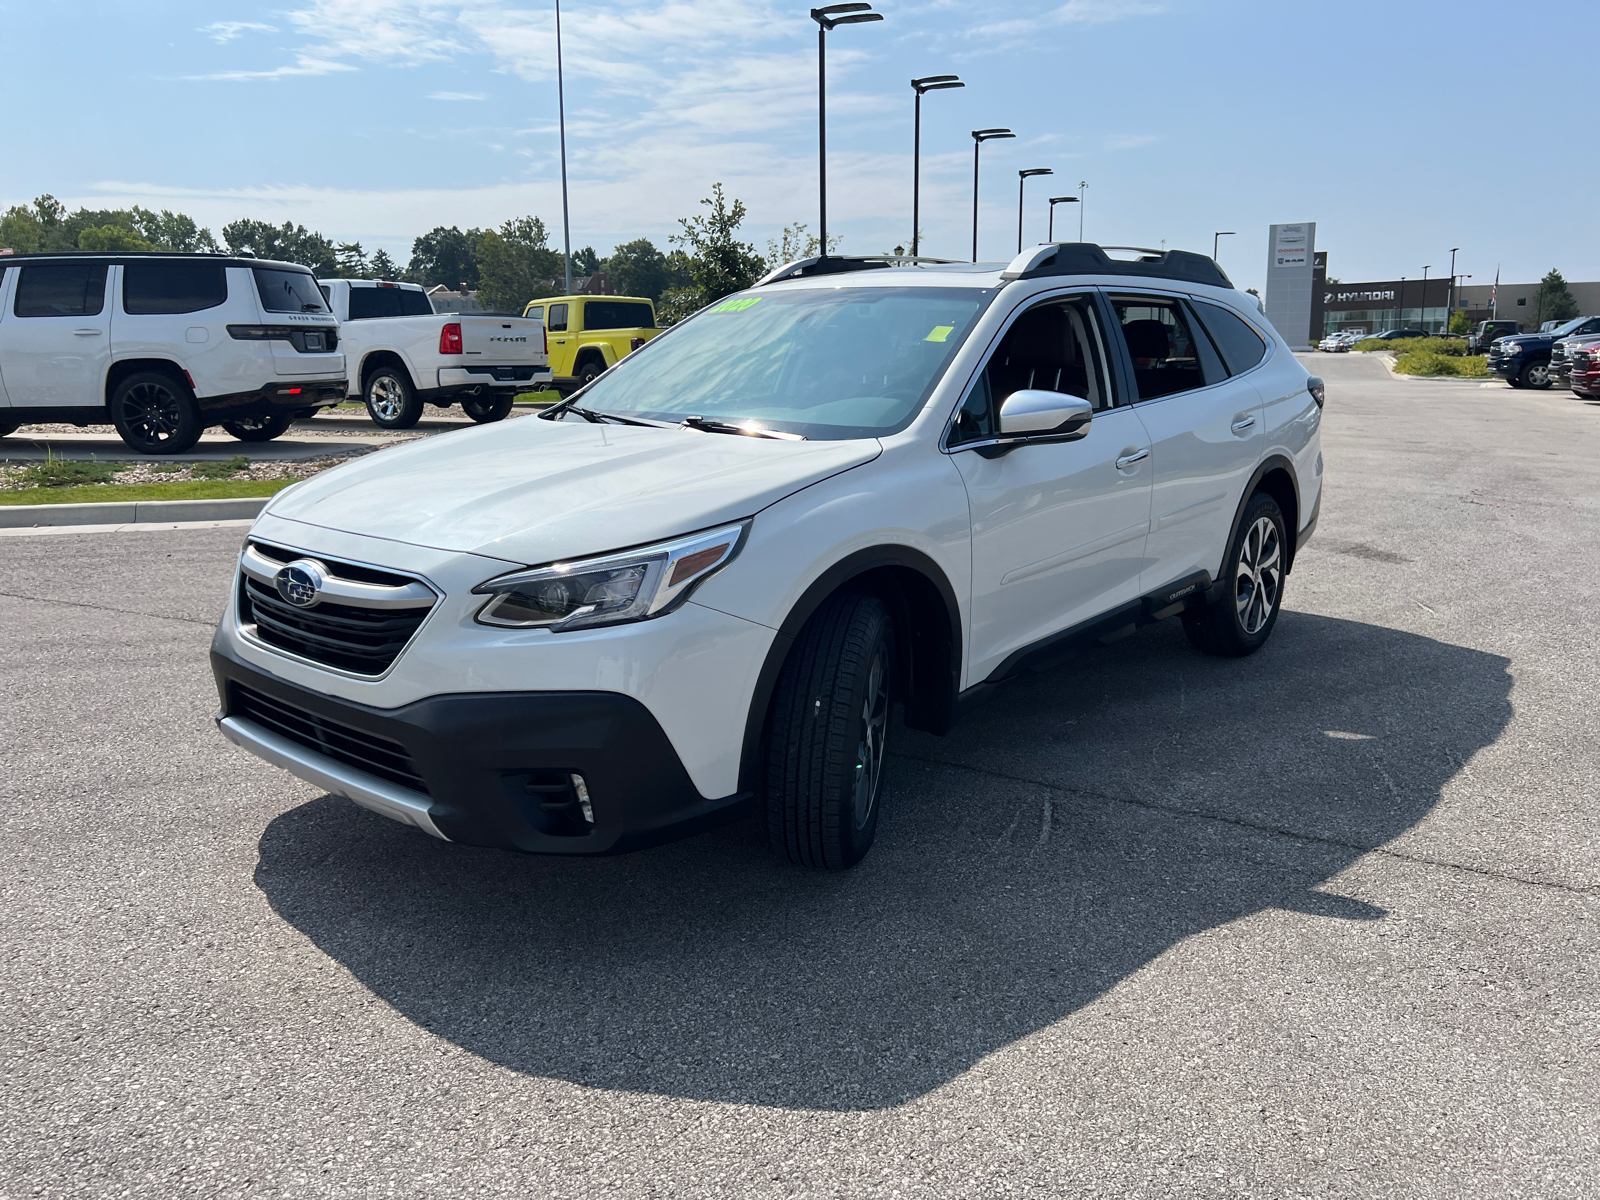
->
[190, 454, 251, 480]
[0, 478, 300, 507]
[1393, 351, 1489, 377]
[15, 455, 120, 488]
[516, 389, 561, 405]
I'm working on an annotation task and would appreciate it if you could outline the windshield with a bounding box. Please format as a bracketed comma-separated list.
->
[1553, 316, 1591, 336]
[254, 267, 329, 314]
[570, 285, 990, 440]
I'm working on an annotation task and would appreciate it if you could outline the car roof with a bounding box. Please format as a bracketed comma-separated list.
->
[0, 250, 311, 272]
[319, 277, 427, 290]
[523, 295, 654, 305]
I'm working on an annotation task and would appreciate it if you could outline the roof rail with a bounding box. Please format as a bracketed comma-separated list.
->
[754, 254, 958, 288]
[1000, 242, 1233, 289]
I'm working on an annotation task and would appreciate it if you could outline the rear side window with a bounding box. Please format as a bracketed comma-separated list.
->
[14, 263, 108, 317]
[254, 267, 328, 313]
[347, 287, 403, 320]
[1109, 295, 1221, 400]
[1192, 300, 1268, 375]
[122, 262, 227, 315]
[399, 288, 434, 316]
[548, 303, 568, 332]
[583, 300, 655, 330]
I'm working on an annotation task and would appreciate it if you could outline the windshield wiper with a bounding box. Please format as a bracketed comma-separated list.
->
[679, 416, 806, 441]
[544, 396, 664, 427]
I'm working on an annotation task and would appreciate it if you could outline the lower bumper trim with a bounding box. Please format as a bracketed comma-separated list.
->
[218, 713, 448, 840]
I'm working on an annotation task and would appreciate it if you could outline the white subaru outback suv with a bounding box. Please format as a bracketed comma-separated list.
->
[211, 243, 1324, 870]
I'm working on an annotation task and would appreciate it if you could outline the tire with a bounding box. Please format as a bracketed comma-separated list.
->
[574, 356, 606, 389]
[461, 392, 514, 423]
[1520, 360, 1551, 390]
[1183, 492, 1287, 658]
[765, 592, 896, 870]
[1506, 374, 1524, 389]
[221, 413, 294, 442]
[0, 415, 21, 438]
[110, 371, 203, 455]
[364, 365, 423, 429]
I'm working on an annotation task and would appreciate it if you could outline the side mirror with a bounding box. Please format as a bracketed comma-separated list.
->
[998, 390, 1093, 440]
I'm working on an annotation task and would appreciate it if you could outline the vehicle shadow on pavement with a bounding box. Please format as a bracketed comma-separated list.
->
[254, 612, 1511, 1111]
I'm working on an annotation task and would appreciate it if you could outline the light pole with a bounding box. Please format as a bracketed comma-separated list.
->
[1398, 276, 1406, 334]
[911, 75, 963, 258]
[1448, 247, 1460, 324]
[1047, 195, 1078, 241]
[970, 127, 1014, 261]
[811, 4, 883, 262]
[1077, 180, 1086, 240]
[1017, 168, 1052, 252]
[555, 0, 572, 294]
[1421, 264, 1431, 331]
[1213, 231, 1236, 261]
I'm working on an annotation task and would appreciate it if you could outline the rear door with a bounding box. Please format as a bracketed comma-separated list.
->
[1105, 290, 1264, 593]
[0, 260, 113, 407]
[250, 266, 341, 377]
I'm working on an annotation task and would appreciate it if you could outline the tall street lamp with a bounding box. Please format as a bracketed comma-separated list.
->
[1448, 246, 1460, 322]
[1077, 180, 1086, 240]
[970, 127, 1015, 261]
[1047, 195, 1077, 241]
[555, 0, 573, 294]
[1213, 231, 1236, 261]
[911, 75, 963, 258]
[1421, 264, 1431, 331]
[1017, 168, 1052, 252]
[811, 3, 883, 261]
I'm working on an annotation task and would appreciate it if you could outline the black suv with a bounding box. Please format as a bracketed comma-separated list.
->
[1469, 319, 1520, 354]
[1488, 316, 1600, 389]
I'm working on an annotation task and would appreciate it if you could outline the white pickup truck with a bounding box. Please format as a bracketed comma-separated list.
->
[318, 279, 551, 429]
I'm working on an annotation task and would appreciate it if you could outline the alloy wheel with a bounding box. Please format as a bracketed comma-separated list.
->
[1234, 516, 1282, 636]
[1529, 363, 1549, 387]
[118, 381, 184, 447]
[851, 647, 891, 830]
[369, 376, 404, 421]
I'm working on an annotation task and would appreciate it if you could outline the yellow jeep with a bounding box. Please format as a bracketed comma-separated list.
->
[521, 295, 660, 394]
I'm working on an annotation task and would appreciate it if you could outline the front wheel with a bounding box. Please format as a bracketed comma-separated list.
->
[461, 392, 514, 423]
[221, 413, 294, 442]
[1520, 360, 1551, 390]
[364, 367, 423, 429]
[110, 371, 203, 455]
[1183, 492, 1287, 658]
[765, 592, 896, 870]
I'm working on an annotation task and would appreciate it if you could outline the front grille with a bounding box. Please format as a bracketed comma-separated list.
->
[238, 542, 435, 676]
[232, 684, 428, 794]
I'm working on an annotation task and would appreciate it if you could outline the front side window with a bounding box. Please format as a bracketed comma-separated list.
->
[253, 267, 328, 314]
[570, 285, 989, 440]
[1192, 300, 1267, 375]
[1110, 295, 1221, 400]
[583, 300, 655, 330]
[526, 305, 544, 321]
[15, 263, 108, 317]
[122, 262, 227, 315]
[948, 294, 1112, 448]
[347, 286, 403, 320]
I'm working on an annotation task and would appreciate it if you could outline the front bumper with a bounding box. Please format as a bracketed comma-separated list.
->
[211, 647, 752, 855]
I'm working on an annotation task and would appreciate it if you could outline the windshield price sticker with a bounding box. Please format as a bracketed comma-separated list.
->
[712, 297, 762, 313]
[925, 325, 955, 342]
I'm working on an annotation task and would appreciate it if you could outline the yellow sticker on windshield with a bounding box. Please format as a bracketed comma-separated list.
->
[713, 297, 762, 313]
[925, 325, 955, 342]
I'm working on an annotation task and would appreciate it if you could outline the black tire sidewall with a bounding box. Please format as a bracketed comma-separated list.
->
[1521, 360, 1551, 390]
[364, 368, 422, 429]
[0, 415, 21, 438]
[110, 371, 202, 455]
[221, 413, 293, 442]
[462, 393, 514, 423]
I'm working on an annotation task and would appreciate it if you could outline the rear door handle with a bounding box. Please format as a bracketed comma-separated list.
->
[1116, 447, 1149, 469]
[1230, 414, 1256, 433]
[73, 328, 103, 336]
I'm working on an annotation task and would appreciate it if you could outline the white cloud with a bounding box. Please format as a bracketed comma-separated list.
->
[200, 21, 278, 43]
[187, 55, 359, 82]
[971, 0, 1166, 40]
[429, 91, 487, 101]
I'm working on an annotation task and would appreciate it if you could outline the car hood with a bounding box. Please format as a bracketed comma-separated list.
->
[264, 414, 882, 564]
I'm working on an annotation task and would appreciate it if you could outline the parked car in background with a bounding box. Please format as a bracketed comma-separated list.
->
[1316, 332, 1347, 352]
[1487, 315, 1600, 389]
[213, 243, 1323, 869]
[520, 295, 660, 395]
[1548, 333, 1593, 389]
[319, 279, 551, 429]
[0, 252, 344, 453]
[1368, 328, 1431, 342]
[1568, 337, 1600, 399]
[1468, 320, 1520, 353]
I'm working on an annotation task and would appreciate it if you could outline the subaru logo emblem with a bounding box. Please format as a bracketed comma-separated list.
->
[275, 560, 324, 608]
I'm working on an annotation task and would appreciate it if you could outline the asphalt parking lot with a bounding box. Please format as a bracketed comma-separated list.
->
[3, 353, 1597, 1198]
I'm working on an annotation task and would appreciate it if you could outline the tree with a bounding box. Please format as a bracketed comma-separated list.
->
[131, 208, 218, 252]
[1535, 269, 1578, 326]
[572, 246, 600, 278]
[77, 224, 155, 252]
[406, 225, 484, 289]
[0, 205, 45, 253]
[605, 238, 691, 302]
[369, 248, 399, 280]
[1448, 308, 1473, 335]
[222, 218, 338, 274]
[336, 242, 370, 278]
[766, 221, 838, 269]
[476, 216, 562, 312]
[670, 183, 766, 306]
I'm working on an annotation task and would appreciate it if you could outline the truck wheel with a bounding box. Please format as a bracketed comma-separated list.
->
[364, 366, 423, 429]
[575, 357, 606, 389]
[1520, 360, 1551, 390]
[1183, 492, 1287, 658]
[110, 371, 203, 455]
[221, 413, 294, 442]
[764, 592, 896, 870]
[0, 415, 21, 438]
[461, 392, 514, 423]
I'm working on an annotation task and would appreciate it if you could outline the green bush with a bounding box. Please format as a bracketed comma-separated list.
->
[190, 455, 250, 480]
[16, 455, 119, 488]
[1356, 336, 1470, 356]
[1393, 351, 1489, 377]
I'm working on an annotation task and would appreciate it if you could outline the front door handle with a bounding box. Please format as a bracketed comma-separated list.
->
[73, 328, 103, 336]
[1116, 447, 1149, 469]
[1230, 414, 1256, 434]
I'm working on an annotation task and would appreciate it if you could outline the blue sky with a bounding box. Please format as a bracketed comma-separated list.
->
[1, 0, 1592, 295]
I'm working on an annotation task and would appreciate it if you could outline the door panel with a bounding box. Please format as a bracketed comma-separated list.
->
[0, 262, 112, 407]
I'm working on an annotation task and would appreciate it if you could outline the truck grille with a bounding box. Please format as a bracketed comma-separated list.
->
[231, 683, 428, 794]
[237, 541, 436, 676]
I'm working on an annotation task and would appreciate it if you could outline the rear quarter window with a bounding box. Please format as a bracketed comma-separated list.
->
[399, 288, 434, 316]
[1192, 300, 1268, 374]
[254, 267, 328, 314]
[122, 261, 228, 315]
[583, 300, 654, 330]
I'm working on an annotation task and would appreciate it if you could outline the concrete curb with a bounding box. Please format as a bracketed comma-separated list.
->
[0, 495, 271, 529]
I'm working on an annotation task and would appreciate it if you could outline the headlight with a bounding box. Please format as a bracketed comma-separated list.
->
[472, 521, 750, 631]
[1506, 343, 1522, 355]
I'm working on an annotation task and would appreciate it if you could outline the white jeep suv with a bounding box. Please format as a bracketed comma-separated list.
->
[211, 243, 1324, 869]
[0, 252, 344, 453]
